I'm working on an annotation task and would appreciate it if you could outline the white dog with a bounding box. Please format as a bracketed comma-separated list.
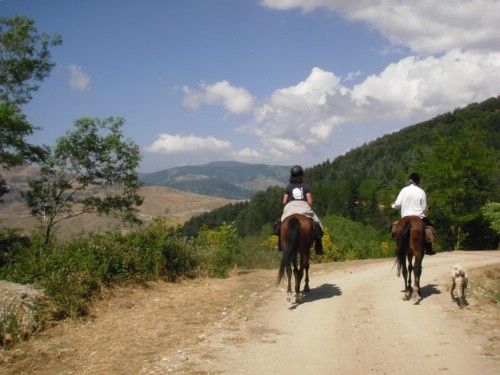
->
[450, 264, 468, 307]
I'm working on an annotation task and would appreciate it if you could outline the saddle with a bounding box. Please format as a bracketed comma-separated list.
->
[390, 218, 435, 244]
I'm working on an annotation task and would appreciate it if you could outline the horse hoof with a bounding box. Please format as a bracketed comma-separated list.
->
[304, 285, 310, 293]
[293, 292, 302, 304]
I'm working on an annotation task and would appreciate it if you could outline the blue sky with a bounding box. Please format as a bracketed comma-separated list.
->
[2, 0, 500, 172]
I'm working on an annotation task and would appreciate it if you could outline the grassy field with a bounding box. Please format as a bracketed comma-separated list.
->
[0, 181, 238, 241]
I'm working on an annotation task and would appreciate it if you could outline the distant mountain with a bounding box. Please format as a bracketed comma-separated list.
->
[139, 161, 290, 199]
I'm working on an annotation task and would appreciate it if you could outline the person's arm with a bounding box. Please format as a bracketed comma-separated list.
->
[306, 192, 313, 206]
[391, 190, 403, 209]
[282, 193, 289, 205]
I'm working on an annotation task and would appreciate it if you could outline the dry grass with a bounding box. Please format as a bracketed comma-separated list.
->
[0, 268, 278, 374]
[0, 184, 237, 241]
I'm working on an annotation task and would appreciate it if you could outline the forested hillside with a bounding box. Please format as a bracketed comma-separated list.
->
[183, 97, 500, 250]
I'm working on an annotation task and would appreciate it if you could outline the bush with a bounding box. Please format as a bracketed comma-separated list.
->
[0, 219, 198, 318]
[321, 215, 391, 261]
[194, 223, 243, 277]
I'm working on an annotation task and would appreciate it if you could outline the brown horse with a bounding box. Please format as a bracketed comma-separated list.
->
[277, 214, 315, 306]
[394, 215, 427, 303]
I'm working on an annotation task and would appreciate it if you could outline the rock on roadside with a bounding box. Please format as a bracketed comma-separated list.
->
[0, 280, 47, 346]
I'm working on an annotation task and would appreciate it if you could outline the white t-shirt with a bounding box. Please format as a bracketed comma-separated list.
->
[391, 183, 427, 218]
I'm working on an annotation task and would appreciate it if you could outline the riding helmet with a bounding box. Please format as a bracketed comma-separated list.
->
[290, 165, 304, 177]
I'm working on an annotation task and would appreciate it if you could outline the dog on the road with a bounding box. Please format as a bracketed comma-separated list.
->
[450, 264, 468, 307]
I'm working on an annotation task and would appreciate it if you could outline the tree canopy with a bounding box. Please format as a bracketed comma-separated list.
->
[0, 15, 62, 105]
[0, 16, 61, 198]
[24, 117, 143, 243]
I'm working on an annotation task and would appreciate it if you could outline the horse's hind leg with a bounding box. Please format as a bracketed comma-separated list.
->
[303, 263, 310, 293]
[285, 265, 292, 293]
[414, 257, 423, 299]
[292, 264, 303, 304]
[402, 266, 411, 300]
[293, 265, 303, 294]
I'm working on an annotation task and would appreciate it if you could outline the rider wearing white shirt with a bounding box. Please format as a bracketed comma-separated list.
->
[392, 181, 427, 218]
[392, 172, 436, 255]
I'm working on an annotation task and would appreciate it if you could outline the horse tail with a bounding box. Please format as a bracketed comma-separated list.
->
[277, 217, 300, 284]
[396, 219, 411, 277]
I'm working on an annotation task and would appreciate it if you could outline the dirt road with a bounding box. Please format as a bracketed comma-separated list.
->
[1, 251, 499, 374]
[159, 251, 500, 374]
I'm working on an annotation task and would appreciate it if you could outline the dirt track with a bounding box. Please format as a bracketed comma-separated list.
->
[166, 251, 500, 374]
[1, 251, 499, 374]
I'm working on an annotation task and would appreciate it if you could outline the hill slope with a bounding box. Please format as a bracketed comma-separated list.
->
[0, 166, 237, 240]
[139, 161, 289, 199]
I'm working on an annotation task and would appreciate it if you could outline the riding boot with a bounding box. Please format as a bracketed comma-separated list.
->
[313, 222, 324, 255]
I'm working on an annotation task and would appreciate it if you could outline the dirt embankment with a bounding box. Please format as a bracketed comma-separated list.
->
[0, 251, 499, 374]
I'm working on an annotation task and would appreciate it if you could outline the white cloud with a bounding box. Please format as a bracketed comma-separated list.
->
[245, 67, 349, 154]
[146, 133, 275, 165]
[242, 48, 500, 159]
[68, 65, 90, 91]
[261, 0, 500, 55]
[183, 80, 255, 114]
[147, 134, 232, 154]
[233, 147, 261, 159]
[351, 49, 500, 119]
[265, 137, 307, 154]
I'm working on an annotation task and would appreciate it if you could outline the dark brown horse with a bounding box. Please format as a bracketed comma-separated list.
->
[394, 215, 426, 303]
[277, 214, 315, 306]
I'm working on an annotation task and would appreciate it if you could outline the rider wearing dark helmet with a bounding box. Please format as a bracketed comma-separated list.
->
[391, 172, 436, 255]
[278, 165, 324, 255]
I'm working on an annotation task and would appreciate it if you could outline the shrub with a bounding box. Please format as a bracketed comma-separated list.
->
[194, 223, 243, 277]
[321, 215, 390, 261]
[0, 219, 198, 318]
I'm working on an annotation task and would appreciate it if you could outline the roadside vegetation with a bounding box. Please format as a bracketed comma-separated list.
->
[0, 213, 391, 325]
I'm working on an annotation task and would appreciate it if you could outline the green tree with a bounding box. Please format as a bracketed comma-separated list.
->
[24, 117, 143, 243]
[0, 16, 62, 105]
[417, 122, 497, 249]
[0, 16, 62, 197]
[481, 202, 500, 234]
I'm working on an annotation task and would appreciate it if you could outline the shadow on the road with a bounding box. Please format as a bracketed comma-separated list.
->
[420, 283, 441, 299]
[302, 283, 342, 304]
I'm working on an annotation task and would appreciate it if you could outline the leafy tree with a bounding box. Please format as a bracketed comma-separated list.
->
[417, 121, 497, 249]
[0, 16, 61, 197]
[24, 117, 143, 243]
[0, 16, 62, 105]
[0, 102, 47, 168]
[481, 202, 500, 248]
